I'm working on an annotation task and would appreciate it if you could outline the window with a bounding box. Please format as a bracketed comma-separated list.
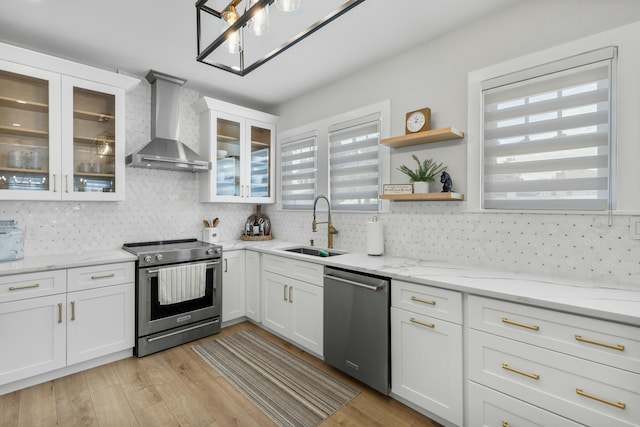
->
[329, 114, 381, 211]
[280, 132, 317, 210]
[482, 46, 616, 210]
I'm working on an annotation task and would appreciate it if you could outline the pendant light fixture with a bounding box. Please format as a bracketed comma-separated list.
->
[196, 0, 366, 76]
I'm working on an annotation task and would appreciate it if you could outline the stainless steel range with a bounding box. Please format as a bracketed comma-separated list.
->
[122, 238, 222, 357]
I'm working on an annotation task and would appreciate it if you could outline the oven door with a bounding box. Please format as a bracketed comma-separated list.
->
[137, 259, 221, 337]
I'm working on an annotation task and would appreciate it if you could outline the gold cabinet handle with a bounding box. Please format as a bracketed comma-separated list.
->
[501, 363, 539, 380]
[410, 317, 435, 328]
[58, 303, 63, 323]
[501, 317, 539, 331]
[65, 174, 69, 193]
[289, 286, 293, 304]
[411, 296, 436, 305]
[284, 284, 288, 302]
[575, 335, 624, 351]
[9, 283, 40, 291]
[502, 422, 509, 427]
[91, 273, 115, 280]
[576, 388, 626, 409]
[53, 174, 57, 192]
[70, 301, 75, 321]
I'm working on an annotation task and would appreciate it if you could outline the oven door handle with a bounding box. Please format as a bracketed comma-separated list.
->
[146, 260, 221, 275]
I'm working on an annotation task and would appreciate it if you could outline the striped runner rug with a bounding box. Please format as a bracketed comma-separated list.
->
[192, 329, 359, 427]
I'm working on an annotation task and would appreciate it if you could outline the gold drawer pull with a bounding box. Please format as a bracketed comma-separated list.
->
[576, 388, 626, 409]
[575, 335, 624, 351]
[501, 363, 539, 380]
[411, 296, 436, 305]
[410, 317, 435, 329]
[58, 303, 63, 324]
[9, 283, 40, 291]
[502, 422, 509, 427]
[501, 317, 539, 331]
[91, 273, 115, 280]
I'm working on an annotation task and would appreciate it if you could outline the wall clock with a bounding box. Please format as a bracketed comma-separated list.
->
[405, 107, 431, 134]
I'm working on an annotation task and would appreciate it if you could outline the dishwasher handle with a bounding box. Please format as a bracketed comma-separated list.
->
[324, 274, 385, 291]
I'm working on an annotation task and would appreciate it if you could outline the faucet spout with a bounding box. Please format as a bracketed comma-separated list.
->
[312, 195, 338, 248]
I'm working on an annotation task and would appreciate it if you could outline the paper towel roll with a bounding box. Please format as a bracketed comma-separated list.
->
[366, 220, 384, 256]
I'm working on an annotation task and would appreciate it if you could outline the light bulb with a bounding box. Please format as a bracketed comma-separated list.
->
[276, 0, 301, 12]
[221, 5, 242, 54]
[247, 0, 270, 36]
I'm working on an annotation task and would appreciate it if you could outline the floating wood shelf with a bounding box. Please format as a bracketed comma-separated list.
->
[380, 127, 464, 148]
[379, 192, 464, 201]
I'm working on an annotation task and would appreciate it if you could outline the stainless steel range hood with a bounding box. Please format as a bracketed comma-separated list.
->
[126, 71, 211, 172]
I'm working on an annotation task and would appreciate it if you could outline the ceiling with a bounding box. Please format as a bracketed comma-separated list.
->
[0, 0, 519, 109]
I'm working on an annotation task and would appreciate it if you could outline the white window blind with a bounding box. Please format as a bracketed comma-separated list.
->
[329, 114, 381, 211]
[482, 46, 616, 210]
[281, 133, 317, 209]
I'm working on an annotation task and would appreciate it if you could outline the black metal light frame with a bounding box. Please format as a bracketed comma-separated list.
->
[196, 0, 366, 76]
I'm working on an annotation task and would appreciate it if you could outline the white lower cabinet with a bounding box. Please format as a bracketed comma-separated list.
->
[468, 382, 582, 427]
[0, 261, 135, 390]
[222, 250, 245, 322]
[261, 254, 323, 356]
[66, 283, 134, 365]
[244, 250, 261, 322]
[391, 280, 463, 426]
[0, 294, 67, 385]
[466, 295, 640, 427]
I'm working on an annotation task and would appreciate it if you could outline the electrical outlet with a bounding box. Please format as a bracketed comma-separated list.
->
[630, 216, 640, 240]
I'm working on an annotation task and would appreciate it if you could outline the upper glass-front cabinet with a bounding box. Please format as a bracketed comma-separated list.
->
[0, 62, 61, 200]
[61, 78, 125, 200]
[0, 43, 137, 201]
[193, 96, 278, 204]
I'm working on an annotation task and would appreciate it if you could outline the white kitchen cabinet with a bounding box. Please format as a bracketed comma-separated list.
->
[0, 293, 67, 385]
[466, 295, 640, 427]
[0, 261, 135, 391]
[0, 42, 138, 201]
[391, 280, 463, 426]
[222, 250, 245, 323]
[244, 250, 261, 322]
[192, 96, 278, 203]
[261, 254, 324, 356]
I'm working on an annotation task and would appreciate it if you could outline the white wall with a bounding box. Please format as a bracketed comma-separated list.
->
[268, 0, 640, 287]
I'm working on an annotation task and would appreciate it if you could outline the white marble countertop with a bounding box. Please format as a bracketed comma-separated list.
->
[0, 250, 136, 276]
[221, 239, 640, 326]
[1, 240, 637, 326]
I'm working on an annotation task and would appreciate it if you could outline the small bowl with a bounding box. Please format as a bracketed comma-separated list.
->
[217, 150, 228, 159]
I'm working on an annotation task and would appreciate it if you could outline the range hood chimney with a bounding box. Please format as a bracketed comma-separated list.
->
[125, 70, 211, 172]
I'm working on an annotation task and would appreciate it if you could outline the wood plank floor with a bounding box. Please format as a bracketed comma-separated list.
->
[0, 322, 442, 427]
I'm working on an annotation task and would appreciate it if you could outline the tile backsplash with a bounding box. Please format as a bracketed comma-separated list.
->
[1, 75, 638, 288]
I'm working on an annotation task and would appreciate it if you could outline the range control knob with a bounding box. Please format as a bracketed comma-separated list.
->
[143, 255, 152, 263]
[155, 254, 164, 262]
[206, 248, 214, 255]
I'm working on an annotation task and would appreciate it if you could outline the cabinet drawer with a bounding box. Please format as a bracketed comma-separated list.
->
[391, 280, 461, 324]
[468, 329, 640, 427]
[468, 295, 640, 374]
[67, 262, 134, 292]
[468, 381, 583, 427]
[0, 270, 66, 303]
[263, 254, 323, 286]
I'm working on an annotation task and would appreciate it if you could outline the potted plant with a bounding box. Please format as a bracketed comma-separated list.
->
[397, 155, 445, 193]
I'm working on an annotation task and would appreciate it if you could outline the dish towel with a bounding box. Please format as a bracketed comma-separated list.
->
[158, 263, 207, 305]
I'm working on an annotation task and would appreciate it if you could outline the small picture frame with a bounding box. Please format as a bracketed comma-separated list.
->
[383, 184, 413, 195]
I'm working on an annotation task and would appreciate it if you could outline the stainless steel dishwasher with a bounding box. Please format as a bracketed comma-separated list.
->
[323, 266, 390, 395]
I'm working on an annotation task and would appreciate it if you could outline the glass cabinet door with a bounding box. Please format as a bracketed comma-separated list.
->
[216, 117, 242, 197]
[249, 124, 272, 198]
[70, 87, 116, 193]
[0, 65, 60, 199]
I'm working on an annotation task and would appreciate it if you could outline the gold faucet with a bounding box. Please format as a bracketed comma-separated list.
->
[312, 195, 339, 249]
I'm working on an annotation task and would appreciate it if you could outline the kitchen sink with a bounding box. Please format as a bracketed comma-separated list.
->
[282, 246, 347, 257]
